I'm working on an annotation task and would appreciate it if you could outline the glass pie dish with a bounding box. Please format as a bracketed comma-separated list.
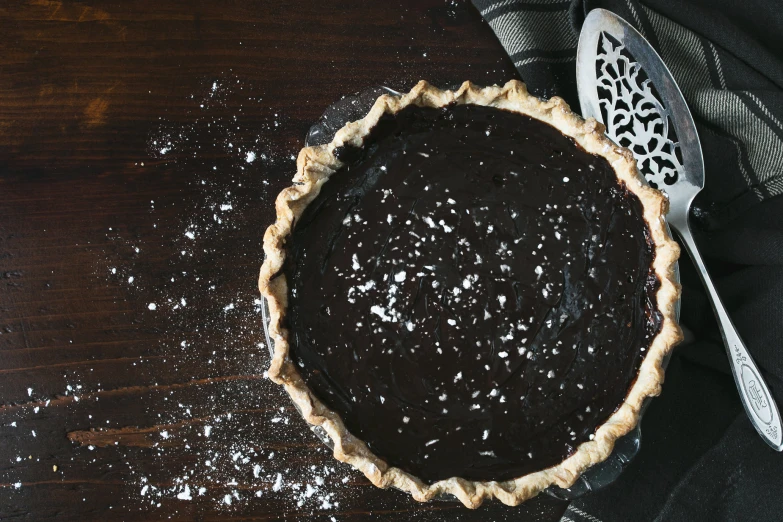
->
[260, 85, 681, 502]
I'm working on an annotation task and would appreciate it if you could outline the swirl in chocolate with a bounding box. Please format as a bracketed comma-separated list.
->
[284, 104, 661, 482]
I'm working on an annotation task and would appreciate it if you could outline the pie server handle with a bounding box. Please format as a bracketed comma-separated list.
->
[677, 225, 783, 451]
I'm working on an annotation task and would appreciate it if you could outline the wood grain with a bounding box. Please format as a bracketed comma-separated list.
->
[0, 1, 568, 520]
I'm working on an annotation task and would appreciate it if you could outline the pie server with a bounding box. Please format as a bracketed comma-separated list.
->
[577, 8, 782, 451]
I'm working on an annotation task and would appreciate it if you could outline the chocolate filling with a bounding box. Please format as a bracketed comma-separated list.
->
[284, 104, 661, 483]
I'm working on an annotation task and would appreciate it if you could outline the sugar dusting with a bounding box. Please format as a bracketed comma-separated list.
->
[16, 76, 363, 516]
[129, 78, 359, 514]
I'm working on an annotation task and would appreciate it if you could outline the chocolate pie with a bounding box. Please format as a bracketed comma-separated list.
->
[259, 81, 681, 508]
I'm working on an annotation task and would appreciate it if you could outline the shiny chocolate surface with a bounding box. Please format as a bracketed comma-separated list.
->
[284, 104, 660, 482]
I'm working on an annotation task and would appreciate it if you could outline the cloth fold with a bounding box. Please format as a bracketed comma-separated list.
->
[471, 1, 783, 520]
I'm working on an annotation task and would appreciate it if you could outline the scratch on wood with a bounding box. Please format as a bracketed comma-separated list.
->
[0, 355, 167, 375]
[68, 411, 319, 448]
[84, 98, 109, 125]
[0, 374, 266, 414]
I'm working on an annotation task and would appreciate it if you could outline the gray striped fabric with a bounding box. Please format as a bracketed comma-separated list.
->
[645, 7, 783, 205]
[472, 0, 783, 228]
[474, 0, 579, 101]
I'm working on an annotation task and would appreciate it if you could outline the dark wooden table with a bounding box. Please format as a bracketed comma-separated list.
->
[0, 1, 569, 520]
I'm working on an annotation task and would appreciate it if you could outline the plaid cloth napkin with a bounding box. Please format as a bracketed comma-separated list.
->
[471, 0, 783, 520]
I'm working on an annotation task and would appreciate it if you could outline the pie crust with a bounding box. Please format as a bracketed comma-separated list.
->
[259, 80, 682, 508]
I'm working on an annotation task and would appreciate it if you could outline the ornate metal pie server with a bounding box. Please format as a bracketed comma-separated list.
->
[576, 8, 782, 450]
